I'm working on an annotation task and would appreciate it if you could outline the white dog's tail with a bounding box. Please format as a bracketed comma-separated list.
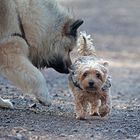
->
[77, 31, 96, 56]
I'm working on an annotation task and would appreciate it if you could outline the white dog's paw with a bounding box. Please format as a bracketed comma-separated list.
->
[34, 86, 52, 107]
[36, 92, 52, 107]
[38, 96, 52, 107]
[0, 99, 14, 109]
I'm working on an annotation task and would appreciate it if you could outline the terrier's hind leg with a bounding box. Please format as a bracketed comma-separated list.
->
[0, 97, 13, 109]
[100, 76, 112, 117]
[0, 36, 51, 107]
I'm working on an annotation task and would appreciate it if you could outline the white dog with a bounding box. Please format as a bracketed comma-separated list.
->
[0, 0, 83, 108]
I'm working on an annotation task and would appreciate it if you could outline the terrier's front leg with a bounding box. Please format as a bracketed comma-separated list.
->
[90, 100, 101, 116]
[75, 100, 86, 120]
[0, 36, 51, 107]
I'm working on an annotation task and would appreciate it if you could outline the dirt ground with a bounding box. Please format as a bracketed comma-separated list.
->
[0, 0, 140, 140]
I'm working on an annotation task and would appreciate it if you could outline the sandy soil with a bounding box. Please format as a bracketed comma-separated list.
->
[0, 0, 140, 139]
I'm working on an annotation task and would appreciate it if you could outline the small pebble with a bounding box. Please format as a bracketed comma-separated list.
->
[29, 103, 37, 108]
[53, 94, 58, 97]
[115, 128, 127, 134]
[90, 135, 94, 138]
[72, 129, 78, 132]
[16, 133, 23, 140]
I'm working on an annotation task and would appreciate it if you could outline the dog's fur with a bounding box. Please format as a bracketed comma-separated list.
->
[0, 0, 83, 108]
[68, 32, 111, 119]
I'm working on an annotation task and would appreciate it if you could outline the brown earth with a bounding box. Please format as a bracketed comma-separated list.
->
[0, 0, 140, 139]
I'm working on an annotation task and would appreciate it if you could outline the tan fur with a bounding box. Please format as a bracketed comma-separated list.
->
[0, 0, 83, 108]
[69, 32, 111, 119]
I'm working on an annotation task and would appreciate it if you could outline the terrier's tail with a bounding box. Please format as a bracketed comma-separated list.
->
[77, 31, 96, 56]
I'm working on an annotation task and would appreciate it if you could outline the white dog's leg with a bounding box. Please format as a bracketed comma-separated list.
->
[0, 97, 13, 109]
[0, 36, 51, 107]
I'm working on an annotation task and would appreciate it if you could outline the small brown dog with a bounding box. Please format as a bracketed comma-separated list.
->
[68, 32, 111, 119]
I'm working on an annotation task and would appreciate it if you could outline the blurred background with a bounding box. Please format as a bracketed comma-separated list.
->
[61, 0, 140, 37]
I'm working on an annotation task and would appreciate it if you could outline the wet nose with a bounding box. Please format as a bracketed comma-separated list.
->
[88, 80, 94, 87]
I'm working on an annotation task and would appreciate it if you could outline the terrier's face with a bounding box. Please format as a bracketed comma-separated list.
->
[70, 57, 109, 92]
[79, 63, 108, 92]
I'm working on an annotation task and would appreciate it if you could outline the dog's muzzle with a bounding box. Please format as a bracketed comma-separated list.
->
[56, 67, 69, 74]
[52, 61, 70, 74]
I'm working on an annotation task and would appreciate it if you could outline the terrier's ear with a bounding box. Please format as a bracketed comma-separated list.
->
[102, 61, 109, 67]
[99, 60, 109, 67]
[63, 19, 84, 37]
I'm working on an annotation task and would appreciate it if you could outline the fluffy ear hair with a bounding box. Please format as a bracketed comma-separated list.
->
[99, 59, 109, 67]
[63, 19, 84, 37]
[103, 61, 109, 67]
[98, 60, 109, 74]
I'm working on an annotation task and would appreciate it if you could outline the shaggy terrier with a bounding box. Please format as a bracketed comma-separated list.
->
[0, 0, 83, 108]
[68, 32, 111, 119]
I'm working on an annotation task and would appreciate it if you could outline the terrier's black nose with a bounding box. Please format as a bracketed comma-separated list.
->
[88, 80, 94, 87]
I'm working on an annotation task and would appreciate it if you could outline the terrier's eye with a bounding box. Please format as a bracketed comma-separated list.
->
[83, 72, 88, 77]
[96, 72, 101, 78]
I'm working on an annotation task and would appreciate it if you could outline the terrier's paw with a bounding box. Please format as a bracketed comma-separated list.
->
[100, 112, 107, 117]
[76, 115, 86, 120]
[90, 112, 100, 116]
[0, 99, 14, 109]
[99, 105, 111, 117]
[38, 99, 51, 107]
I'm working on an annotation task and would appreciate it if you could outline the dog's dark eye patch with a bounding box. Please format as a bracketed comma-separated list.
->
[96, 71, 102, 81]
[83, 71, 88, 77]
[96, 72, 100, 78]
